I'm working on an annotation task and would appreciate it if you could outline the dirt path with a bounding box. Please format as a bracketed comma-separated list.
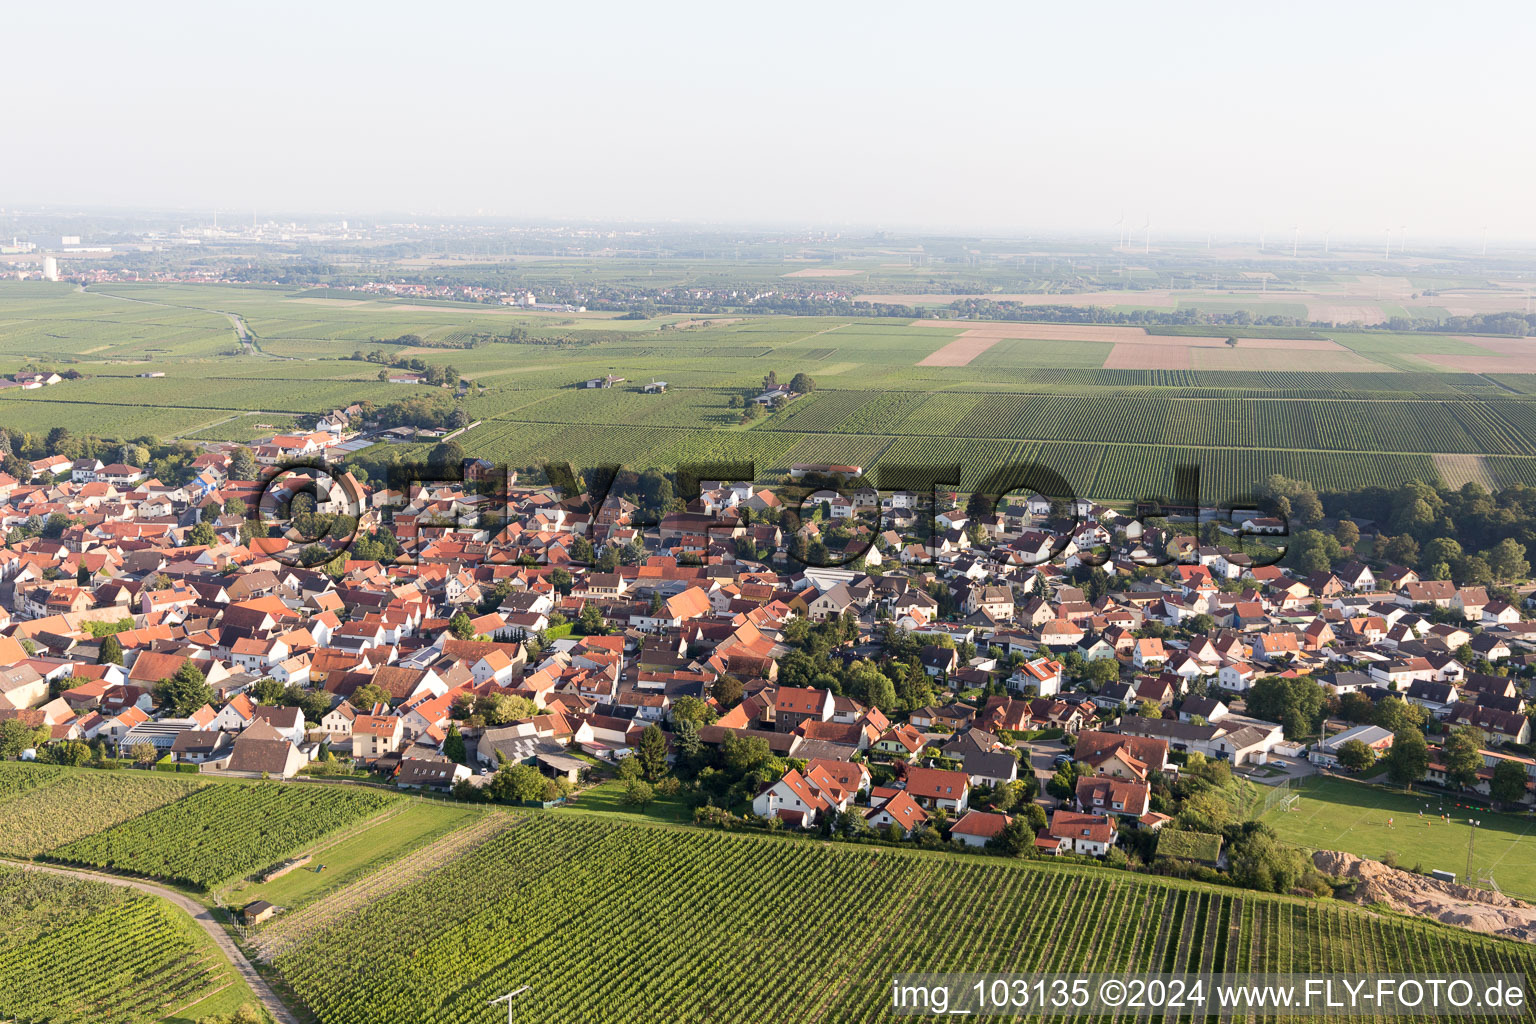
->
[11, 861, 301, 1024]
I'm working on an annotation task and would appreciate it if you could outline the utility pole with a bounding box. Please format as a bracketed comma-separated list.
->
[488, 986, 532, 1024]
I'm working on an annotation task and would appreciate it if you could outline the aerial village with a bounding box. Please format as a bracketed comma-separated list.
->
[1, 408, 1534, 870]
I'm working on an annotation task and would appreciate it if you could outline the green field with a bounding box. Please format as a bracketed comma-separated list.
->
[269, 813, 1536, 1024]
[46, 781, 399, 890]
[221, 799, 479, 909]
[1263, 776, 1536, 900]
[0, 868, 261, 1024]
[5, 281, 1536, 501]
[0, 764, 207, 857]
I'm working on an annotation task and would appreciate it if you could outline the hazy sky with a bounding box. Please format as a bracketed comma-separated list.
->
[7, 0, 1534, 240]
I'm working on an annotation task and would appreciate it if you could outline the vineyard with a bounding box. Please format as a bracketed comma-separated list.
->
[0, 868, 234, 1024]
[271, 814, 1536, 1024]
[46, 781, 398, 889]
[0, 765, 205, 857]
[5, 281, 1536, 504]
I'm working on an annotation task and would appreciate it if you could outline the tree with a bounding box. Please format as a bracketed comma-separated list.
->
[788, 372, 815, 394]
[475, 693, 538, 726]
[711, 674, 744, 708]
[41, 739, 92, 766]
[1047, 761, 1087, 800]
[448, 610, 475, 640]
[1229, 828, 1312, 893]
[1245, 676, 1326, 740]
[1379, 533, 1420, 566]
[187, 520, 217, 547]
[229, 447, 257, 481]
[154, 662, 212, 717]
[351, 683, 391, 711]
[1085, 658, 1120, 688]
[622, 778, 655, 809]
[443, 724, 467, 764]
[577, 601, 608, 635]
[98, 633, 123, 666]
[1373, 695, 1426, 734]
[1334, 520, 1360, 548]
[1485, 538, 1530, 582]
[428, 440, 465, 469]
[1384, 728, 1430, 789]
[0, 719, 46, 759]
[635, 724, 670, 781]
[1490, 759, 1529, 808]
[670, 695, 717, 727]
[985, 818, 1036, 858]
[1337, 692, 1374, 723]
[1442, 727, 1486, 790]
[486, 763, 549, 803]
[283, 684, 331, 723]
[721, 732, 771, 776]
[1335, 738, 1377, 772]
[129, 741, 158, 766]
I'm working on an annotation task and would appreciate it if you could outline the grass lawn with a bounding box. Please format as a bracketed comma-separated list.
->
[1263, 775, 1536, 899]
[163, 980, 273, 1024]
[219, 800, 480, 910]
[556, 779, 693, 825]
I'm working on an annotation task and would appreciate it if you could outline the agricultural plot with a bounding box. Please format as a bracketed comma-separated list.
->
[47, 782, 398, 890]
[0, 761, 66, 801]
[272, 814, 1536, 1024]
[1486, 456, 1536, 489]
[1263, 776, 1536, 901]
[225, 801, 485, 913]
[0, 869, 240, 1024]
[0, 398, 231, 440]
[7, 281, 1536, 503]
[0, 767, 206, 857]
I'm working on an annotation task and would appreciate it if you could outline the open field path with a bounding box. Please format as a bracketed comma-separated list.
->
[8, 860, 300, 1024]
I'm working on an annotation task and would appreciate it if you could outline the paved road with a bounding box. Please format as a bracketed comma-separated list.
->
[11, 861, 300, 1024]
[1019, 739, 1069, 808]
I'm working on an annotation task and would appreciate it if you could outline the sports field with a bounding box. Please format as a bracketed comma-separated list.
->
[1263, 776, 1536, 900]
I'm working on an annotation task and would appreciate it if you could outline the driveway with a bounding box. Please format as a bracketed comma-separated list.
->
[10, 861, 300, 1024]
[1018, 738, 1069, 806]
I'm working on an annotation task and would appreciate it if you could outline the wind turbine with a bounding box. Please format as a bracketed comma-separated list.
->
[1384, 228, 1392, 259]
[1142, 216, 1151, 254]
[1481, 226, 1489, 258]
[1324, 228, 1331, 256]
[1259, 229, 1266, 253]
[1114, 211, 1125, 249]
[1292, 225, 1299, 258]
[1399, 224, 1407, 257]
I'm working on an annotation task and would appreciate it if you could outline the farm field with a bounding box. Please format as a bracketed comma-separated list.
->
[0, 764, 207, 857]
[1262, 776, 1536, 901]
[270, 813, 1536, 1024]
[46, 781, 399, 890]
[0, 867, 255, 1024]
[221, 799, 481, 910]
[5, 281, 1536, 501]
